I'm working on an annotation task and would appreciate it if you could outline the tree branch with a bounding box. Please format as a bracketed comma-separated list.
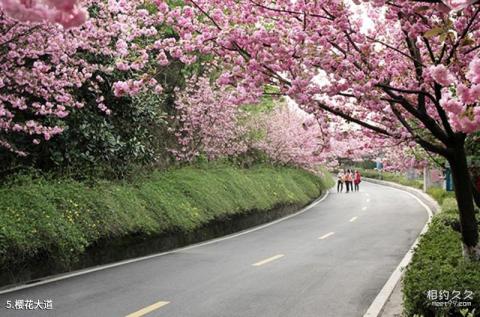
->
[314, 100, 392, 136]
[381, 86, 450, 145]
[390, 103, 448, 156]
[446, 5, 480, 64]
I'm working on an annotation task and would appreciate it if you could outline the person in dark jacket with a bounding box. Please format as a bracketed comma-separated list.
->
[354, 170, 361, 191]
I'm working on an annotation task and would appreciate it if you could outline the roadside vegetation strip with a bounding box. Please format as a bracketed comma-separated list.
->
[0, 163, 334, 287]
[426, 186, 456, 205]
[402, 198, 480, 316]
[359, 169, 424, 190]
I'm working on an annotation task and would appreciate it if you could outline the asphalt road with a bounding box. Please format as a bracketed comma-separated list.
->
[0, 182, 428, 317]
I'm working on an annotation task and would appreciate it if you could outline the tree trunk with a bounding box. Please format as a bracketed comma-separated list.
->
[448, 141, 480, 260]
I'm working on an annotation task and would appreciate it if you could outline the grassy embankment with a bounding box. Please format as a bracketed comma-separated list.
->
[0, 163, 333, 273]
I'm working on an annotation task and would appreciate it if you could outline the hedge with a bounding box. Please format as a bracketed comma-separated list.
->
[0, 164, 333, 270]
[359, 169, 424, 190]
[427, 187, 456, 205]
[403, 200, 480, 316]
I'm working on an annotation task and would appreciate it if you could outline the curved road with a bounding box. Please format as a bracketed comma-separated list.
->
[0, 182, 428, 317]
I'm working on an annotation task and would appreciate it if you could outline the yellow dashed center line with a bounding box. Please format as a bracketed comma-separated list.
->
[318, 232, 335, 240]
[126, 301, 170, 317]
[252, 254, 285, 266]
[350, 216, 358, 223]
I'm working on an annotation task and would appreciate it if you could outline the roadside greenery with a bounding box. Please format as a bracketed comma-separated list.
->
[403, 199, 480, 316]
[0, 163, 333, 270]
[427, 187, 456, 206]
[359, 169, 424, 190]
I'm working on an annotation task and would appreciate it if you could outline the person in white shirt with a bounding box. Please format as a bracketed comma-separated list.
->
[337, 170, 345, 193]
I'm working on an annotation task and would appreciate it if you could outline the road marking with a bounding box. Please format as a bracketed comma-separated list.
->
[318, 232, 335, 240]
[362, 206, 367, 211]
[366, 198, 371, 203]
[252, 254, 285, 266]
[349, 216, 358, 223]
[126, 301, 170, 317]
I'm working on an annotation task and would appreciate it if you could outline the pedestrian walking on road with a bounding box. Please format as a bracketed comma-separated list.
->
[354, 170, 361, 191]
[337, 169, 345, 193]
[345, 169, 353, 193]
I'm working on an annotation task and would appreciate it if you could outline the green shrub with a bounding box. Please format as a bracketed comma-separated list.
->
[359, 169, 424, 189]
[442, 198, 459, 215]
[358, 169, 383, 179]
[362, 169, 457, 206]
[427, 187, 456, 205]
[403, 210, 480, 316]
[0, 164, 332, 269]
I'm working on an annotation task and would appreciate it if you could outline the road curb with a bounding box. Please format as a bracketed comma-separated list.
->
[362, 179, 439, 317]
[364, 178, 440, 215]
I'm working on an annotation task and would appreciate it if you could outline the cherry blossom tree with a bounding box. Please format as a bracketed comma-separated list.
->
[248, 104, 325, 169]
[170, 81, 335, 169]
[0, 0, 185, 157]
[0, 10, 91, 155]
[170, 77, 248, 161]
[162, 0, 480, 257]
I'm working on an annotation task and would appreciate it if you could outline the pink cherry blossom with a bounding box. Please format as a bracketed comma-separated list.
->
[0, 0, 188, 152]
[170, 77, 247, 161]
[429, 65, 456, 87]
[467, 57, 480, 84]
[443, 0, 477, 10]
[0, 0, 87, 28]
